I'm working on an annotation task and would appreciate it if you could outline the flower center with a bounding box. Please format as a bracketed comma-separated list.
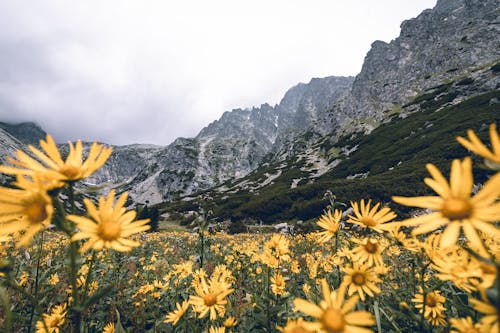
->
[360, 216, 377, 227]
[204, 293, 218, 306]
[59, 165, 81, 179]
[441, 198, 472, 220]
[97, 222, 122, 241]
[321, 308, 346, 333]
[352, 272, 366, 286]
[25, 201, 48, 224]
[364, 240, 378, 253]
[425, 294, 437, 307]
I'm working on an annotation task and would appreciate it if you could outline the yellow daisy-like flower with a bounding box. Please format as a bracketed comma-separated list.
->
[457, 123, 500, 170]
[341, 262, 382, 302]
[351, 237, 386, 267]
[392, 157, 500, 257]
[431, 247, 485, 293]
[0, 134, 112, 183]
[189, 274, 234, 320]
[470, 295, 499, 333]
[347, 199, 397, 232]
[293, 279, 375, 333]
[68, 190, 150, 253]
[0, 176, 53, 247]
[261, 234, 290, 268]
[35, 303, 67, 333]
[450, 316, 488, 333]
[271, 272, 287, 296]
[102, 323, 115, 333]
[223, 316, 237, 328]
[412, 289, 446, 323]
[164, 300, 189, 326]
[316, 209, 342, 243]
[277, 317, 313, 333]
[207, 327, 225, 333]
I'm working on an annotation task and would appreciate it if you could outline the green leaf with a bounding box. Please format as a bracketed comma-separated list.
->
[115, 309, 128, 333]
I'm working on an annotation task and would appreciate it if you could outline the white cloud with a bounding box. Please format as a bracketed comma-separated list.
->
[0, 0, 436, 145]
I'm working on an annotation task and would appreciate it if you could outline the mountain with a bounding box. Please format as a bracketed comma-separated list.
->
[83, 75, 354, 205]
[0, 127, 28, 185]
[0, 122, 46, 146]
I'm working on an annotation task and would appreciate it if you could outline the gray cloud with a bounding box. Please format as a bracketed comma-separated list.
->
[0, 0, 436, 145]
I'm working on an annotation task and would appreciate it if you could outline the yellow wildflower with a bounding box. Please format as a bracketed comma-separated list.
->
[347, 199, 396, 232]
[316, 209, 341, 243]
[351, 237, 385, 267]
[393, 158, 500, 257]
[271, 272, 287, 296]
[68, 190, 150, 253]
[450, 316, 487, 333]
[341, 262, 382, 301]
[164, 300, 189, 326]
[0, 176, 53, 247]
[223, 316, 237, 328]
[102, 323, 115, 333]
[412, 289, 446, 324]
[189, 274, 234, 320]
[277, 317, 313, 333]
[35, 303, 67, 333]
[293, 279, 375, 333]
[457, 123, 500, 170]
[0, 134, 112, 183]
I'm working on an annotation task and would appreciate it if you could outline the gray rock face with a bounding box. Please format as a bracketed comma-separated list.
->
[0, 122, 46, 145]
[339, 0, 500, 128]
[0, 127, 27, 184]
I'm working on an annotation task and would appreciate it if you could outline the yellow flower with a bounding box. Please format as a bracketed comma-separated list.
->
[351, 237, 385, 267]
[224, 316, 238, 328]
[68, 190, 150, 252]
[0, 177, 53, 247]
[431, 247, 483, 293]
[277, 317, 313, 333]
[457, 123, 500, 170]
[470, 295, 499, 333]
[347, 199, 396, 232]
[48, 273, 60, 285]
[164, 300, 189, 326]
[207, 327, 225, 333]
[271, 272, 287, 296]
[189, 274, 234, 320]
[316, 209, 342, 243]
[450, 316, 487, 333]
[35, 303, 67, 333]
[412, 289, 446, 323]
[393, 158, 500, 257]
[293, 279, 375, 333]
[223, 316, 237, 328]
[261, 234, 290, 268]
[341, 262, 382, 302]
[0, 134, 112, 183]
[102, 323, 115, 333]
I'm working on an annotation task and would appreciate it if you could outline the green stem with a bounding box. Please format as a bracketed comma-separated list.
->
[28, 230, 45, 333]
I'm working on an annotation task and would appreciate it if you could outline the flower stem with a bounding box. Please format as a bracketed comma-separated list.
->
[28, 230, 45, 333]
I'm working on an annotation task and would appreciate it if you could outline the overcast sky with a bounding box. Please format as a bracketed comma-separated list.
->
[0, 0, 436, 146]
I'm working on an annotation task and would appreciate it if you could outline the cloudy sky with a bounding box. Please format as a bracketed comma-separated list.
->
[0, 0, 436, 146]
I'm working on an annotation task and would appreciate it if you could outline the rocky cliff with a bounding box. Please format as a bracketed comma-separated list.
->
[338, 0, 500, 132]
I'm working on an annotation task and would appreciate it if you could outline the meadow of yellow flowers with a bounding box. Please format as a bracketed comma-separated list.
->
[0, 124, 499, 332]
